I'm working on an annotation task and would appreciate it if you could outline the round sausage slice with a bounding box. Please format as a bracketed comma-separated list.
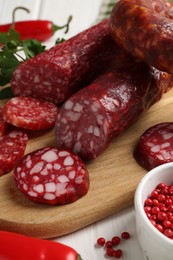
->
[0, 128, 28, 176]
[133, 122, 173, 170]
[13, 147, 89, 205]
[2, 96, 58, 130]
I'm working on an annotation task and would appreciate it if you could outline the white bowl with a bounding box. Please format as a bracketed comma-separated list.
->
[134, 162, 173, 260]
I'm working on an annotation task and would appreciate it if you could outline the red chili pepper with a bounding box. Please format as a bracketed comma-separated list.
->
[0, 6, 72, 42]
[0, 18, 72, 42]
[0, 231, 82, 260]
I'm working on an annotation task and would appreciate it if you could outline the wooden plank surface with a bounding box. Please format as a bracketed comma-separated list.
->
[0, 89, 173, 238]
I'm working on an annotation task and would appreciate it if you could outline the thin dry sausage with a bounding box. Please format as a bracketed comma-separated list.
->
[110, 0, 173, 73]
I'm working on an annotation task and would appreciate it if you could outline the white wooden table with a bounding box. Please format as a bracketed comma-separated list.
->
[0, 1, 147, 259]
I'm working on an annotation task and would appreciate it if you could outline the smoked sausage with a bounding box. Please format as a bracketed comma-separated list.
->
[11, 19, 122, 104]
[56, 62, 173, 160]
[110, 0, 173, 73]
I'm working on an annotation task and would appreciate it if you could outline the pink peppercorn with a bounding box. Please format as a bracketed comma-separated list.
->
[106, 247, 114, 257]
[168, 204, 173, 212]
[145, 198, 153, 206]
[164, 229, 173, 238]
[113, 249, 123, 258]
[155, 224, 164, 233]
[158, 194, 166, 203]
[121, 232, 130, 240]
[157, 212, 167, 222]
[105, 240, 112, 248]
[157, 183, 168, 190]
[151, 190, 159, 199]
[112, 236, 121, 246]
[97, 237, 105, 246]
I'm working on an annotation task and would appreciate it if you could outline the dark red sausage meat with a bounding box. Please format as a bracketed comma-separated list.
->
[134, 122, 173, 170]
[0, 106, 8, 136]
[109, 0, 173, 73]
[13, 147, 89, 205]
[2, 96, 58, 130]
[0, 128, 28, 176]
[55, 62, 173, 160]
[11, 19, 120, 104]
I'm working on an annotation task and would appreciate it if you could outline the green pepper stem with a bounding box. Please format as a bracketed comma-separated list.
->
[77, 254, 83, 260]
[52, 15, 73, 34]
[12, 6, 30, 28]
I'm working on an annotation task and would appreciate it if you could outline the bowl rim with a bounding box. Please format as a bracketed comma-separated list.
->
[135, 162, 173, 246]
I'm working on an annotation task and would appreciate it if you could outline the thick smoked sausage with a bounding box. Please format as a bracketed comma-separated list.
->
[11, 19, 122, 104]
[55, 63, 173, 160]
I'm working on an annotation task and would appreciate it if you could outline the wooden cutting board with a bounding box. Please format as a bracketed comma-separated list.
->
[0, 89, 172, 239]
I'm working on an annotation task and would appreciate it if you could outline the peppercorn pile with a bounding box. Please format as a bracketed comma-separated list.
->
[96, 231, 131, 258]
[144, 182, 173, 239]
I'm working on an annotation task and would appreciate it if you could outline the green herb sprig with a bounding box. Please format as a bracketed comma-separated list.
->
[0, 28, 46, 82]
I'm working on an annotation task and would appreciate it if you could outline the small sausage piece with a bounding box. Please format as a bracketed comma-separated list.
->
[55, 63, 173, 160]
[0, 128, 28, 176]
[134, 122, 173, 170]
[110, 0, 173, 73]
[0, 106, 8, 136]
[2, 96, 58, 130]
[11, 19, 121, 104]
[13, 147, 89, 205]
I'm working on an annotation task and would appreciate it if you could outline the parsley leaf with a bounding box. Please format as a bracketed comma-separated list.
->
[9, 27, 20, 42]
[0, 86, 14, 99]
[22, 39, 46, 59]
[0, 33, 11, 44]
[55, 37, 65, 45]
[0, 48, 20, 85]
[0, 28, 20, 46]
[0, 28, 46, 88]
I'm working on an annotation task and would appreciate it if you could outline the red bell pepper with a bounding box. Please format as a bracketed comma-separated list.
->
[0, 231, 82, 260]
